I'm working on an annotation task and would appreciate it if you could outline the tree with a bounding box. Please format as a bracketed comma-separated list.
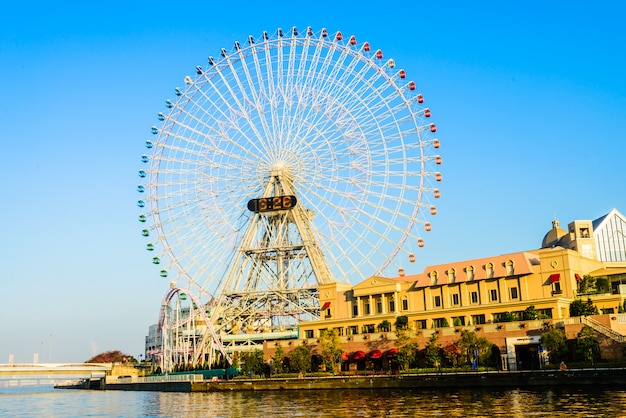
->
[456, 330, 492, 367]
[86, 350, 135, 364]
[240, 349, 266, 378]
[541, 327, 568, 364]
[442, 344, 462, 367]
[575, 325, 600, 364]
[377, 320, 392, 332]
[570, 298, 599, 317]
[319, 329, 343, 373]
[578, 275, 610, 295]
[523, 305, 539, 320]
[288, 345, 311, 374]
[425, 332, 441, 368]
[395, 315, 409, 331]
[272, 345, 286, 374]
[395, 328, 418, 371]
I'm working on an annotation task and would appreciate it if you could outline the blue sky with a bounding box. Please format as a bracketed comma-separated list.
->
[1, 1, 625, 363]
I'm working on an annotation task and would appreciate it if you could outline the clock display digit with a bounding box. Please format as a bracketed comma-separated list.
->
[247, 195, 297, 213]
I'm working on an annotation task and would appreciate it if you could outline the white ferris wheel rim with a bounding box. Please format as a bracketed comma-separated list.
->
[138, 26, 441, 298]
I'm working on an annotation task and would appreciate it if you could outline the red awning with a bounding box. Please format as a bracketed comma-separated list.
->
[575, 273, 583, 282]
[352, 350, 366, 361]
[321, 301, 331, 310]
[369, 349, 383, 359]
[549, 273, 560, 283]
[386, 348, 399, 358]
[341, 352, 350, 361]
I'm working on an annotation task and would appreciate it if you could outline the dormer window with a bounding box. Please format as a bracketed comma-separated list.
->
[466, 266, 475, 281]
[429, 271, 439, 286]
[447, 268, 457, 283]
[485, 263, 494, 279]
[505, 260, 515, 276]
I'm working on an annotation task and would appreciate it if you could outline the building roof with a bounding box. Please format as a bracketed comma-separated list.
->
[403, 251, 538, 289]
[541, 219, 569, 248]
[593, 208, 626, 230]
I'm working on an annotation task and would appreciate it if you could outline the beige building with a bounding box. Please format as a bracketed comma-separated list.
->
[284, 208, 626, 370]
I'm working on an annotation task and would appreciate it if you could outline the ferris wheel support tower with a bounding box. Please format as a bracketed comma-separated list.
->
[213, 166, 333, 335]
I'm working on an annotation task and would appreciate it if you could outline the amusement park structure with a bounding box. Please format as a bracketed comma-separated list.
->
[137, 26, 442, 372]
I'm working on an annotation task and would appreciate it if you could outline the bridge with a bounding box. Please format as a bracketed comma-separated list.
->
[0, 363, 112, 385]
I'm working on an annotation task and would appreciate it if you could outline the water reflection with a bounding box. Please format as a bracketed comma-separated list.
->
[146, 388, 626, 417]
[3, 386, 626, 417]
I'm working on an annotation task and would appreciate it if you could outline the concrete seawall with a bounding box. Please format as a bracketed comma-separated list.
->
[103, 368, 626, 393]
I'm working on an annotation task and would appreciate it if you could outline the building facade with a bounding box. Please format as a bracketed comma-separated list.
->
[290, 209, 626, 370]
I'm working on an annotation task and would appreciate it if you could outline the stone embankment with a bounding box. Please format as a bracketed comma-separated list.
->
[103, 368, 626, 393]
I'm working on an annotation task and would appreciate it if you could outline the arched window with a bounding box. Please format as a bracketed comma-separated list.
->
[429, 270, 439, 286]
[485, 263, 494, 279]
[466, 265, 475, 281]
[505, 260, 515, 276]
[447, 268, 457, 283]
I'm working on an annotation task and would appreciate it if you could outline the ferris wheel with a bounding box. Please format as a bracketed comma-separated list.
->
[138, 26, 442, 352]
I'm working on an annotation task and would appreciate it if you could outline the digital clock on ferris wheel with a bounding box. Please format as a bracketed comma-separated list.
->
[247, 195, 297, 213]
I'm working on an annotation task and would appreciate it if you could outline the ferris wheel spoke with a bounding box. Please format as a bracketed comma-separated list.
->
[298, 181, 415, 254]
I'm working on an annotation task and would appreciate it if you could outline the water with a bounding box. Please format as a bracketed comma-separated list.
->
[2, 385, 626, 417]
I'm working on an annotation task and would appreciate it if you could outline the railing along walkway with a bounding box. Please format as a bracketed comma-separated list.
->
[581, 316, 626, 343]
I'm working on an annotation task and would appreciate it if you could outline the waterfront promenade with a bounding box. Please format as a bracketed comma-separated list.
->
[102, 367, 626, 393]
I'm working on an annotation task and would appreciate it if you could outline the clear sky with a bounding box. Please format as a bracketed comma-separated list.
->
[1, 1, 625, 363]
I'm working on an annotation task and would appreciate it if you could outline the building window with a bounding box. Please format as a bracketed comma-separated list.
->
[448, 268, 457, 283]
[510, 287, 518, 299]
[389, 300, 395, 313]
[467, 266, 475, 281]
[452, 294, 460, 306]
[318, 328, 327, 337]
[376, 300, 383, 314]
[433, 318, 448, 328]
[485, 263, 494, 279]
[415, 319, 427, 329]
[471, 291, 479, 304]
[365, 302, 371, 315]
[552, 282, 562, 295]
[580, 227, 590, 238]
[333, 327, 344, 336]
[471, 314, 486, 325]
[325, 308, 332, 318]
[347, 326, 358, 335]
[490, 289, 498, 301]
[305, 330, 314, 338]
[434, 295, 441, 307]
[452, 316, 465, 326]
[505, 260, 514, 276]
[402, 298, 409, 311]
[362, 324, 375, 334]
[352, 304, 358, 316]
[430, 271, 439, 286]
[538, 308, 552, 319]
